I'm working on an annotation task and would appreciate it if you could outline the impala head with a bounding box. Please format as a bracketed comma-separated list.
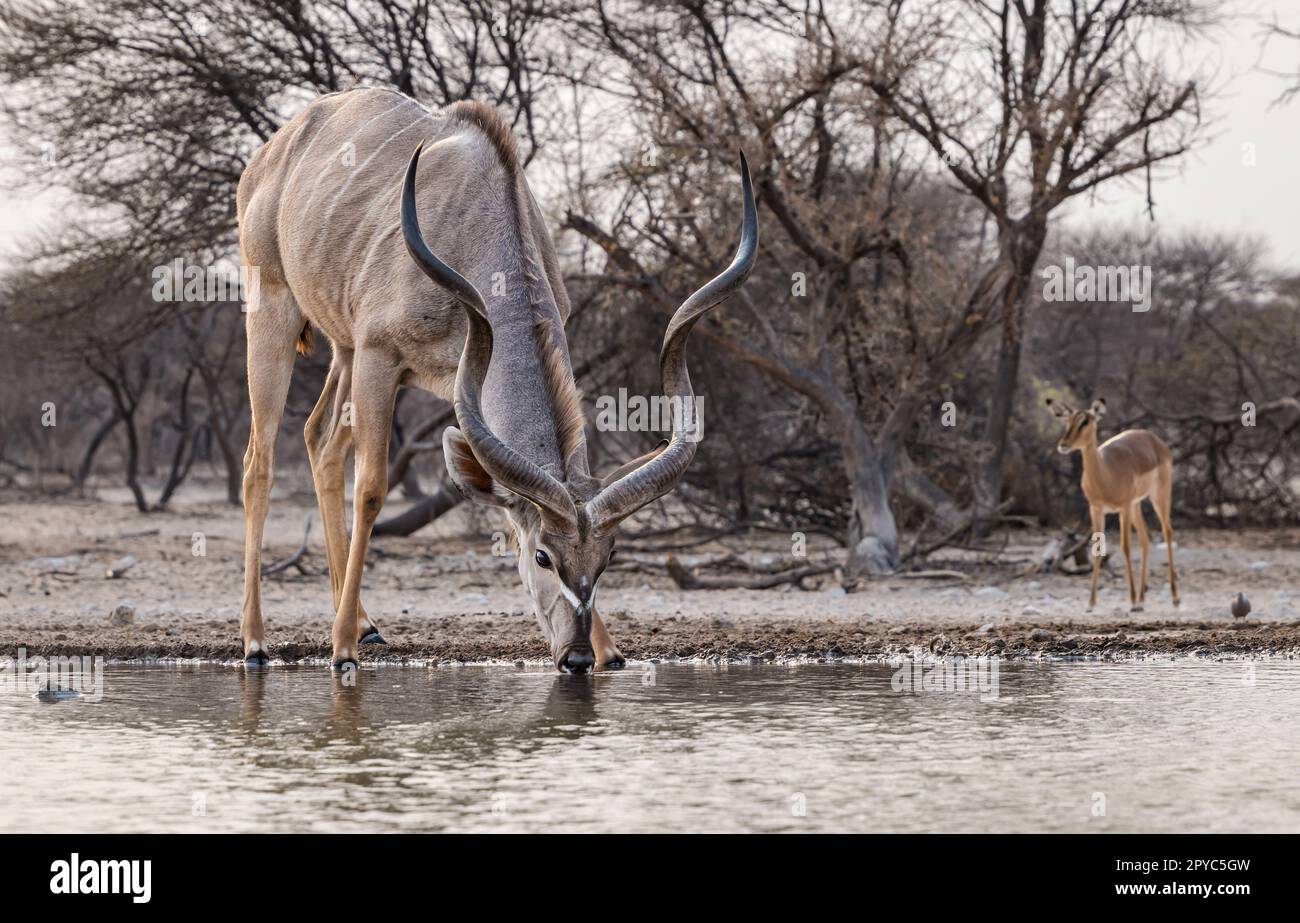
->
[1047, 397, 1105, 454]
[403, 143, 757, 672]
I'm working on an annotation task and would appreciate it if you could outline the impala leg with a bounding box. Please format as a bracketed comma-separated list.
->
[240, 286, 301, 663]
[1088, 505, 1104, 611]
[305, 358, 384, 644]
[1132, 501, 1150, 606]
[1153, 472, 1181, 607]
[330, 351, 399, 668]
[1118, 506, 1138, 611]
[590, 608, 625, 669]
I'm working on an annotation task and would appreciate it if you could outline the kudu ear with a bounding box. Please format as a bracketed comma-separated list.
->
[1046, 398, 1073, 419]
[1089, 398, 1107, 418]
[443, 426, 511, 507]
[601, 440, 670, 488]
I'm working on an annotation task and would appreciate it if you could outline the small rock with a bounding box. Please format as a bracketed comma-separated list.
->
[105, 555, 137, 579]
[108, 605, 135, 627]
[824, 586, 847, 597]
[1028, 628, 1054, 642]
[460, 593, 490, 606]
[1021, 605, 1043, 616]
[970, 622, 995, 636]
[1248, 560, 1271, 570]
[975, 586, 1009, 599]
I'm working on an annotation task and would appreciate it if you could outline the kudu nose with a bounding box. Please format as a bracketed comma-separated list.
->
[561, 650, 595, 674]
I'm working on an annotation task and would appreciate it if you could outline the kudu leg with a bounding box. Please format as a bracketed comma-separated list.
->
[330, 351, 399, 668]
[590, 609, 625, 669]
[1132, 501, 1151, 607]
[304, 358, 382, 643]
[1087, 506, 1104, 610]
[240, 288, 301, 662]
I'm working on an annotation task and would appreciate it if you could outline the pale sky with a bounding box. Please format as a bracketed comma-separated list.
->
[1058, 0, 1300, 270]
[1, 0, 1298, 270]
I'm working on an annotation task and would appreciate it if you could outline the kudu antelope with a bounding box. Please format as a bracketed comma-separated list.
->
[1047, 398, 1180, 611]
[236, 88, 757, 671]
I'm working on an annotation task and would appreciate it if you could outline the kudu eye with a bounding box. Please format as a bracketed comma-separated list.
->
[535, 549, 553, 569]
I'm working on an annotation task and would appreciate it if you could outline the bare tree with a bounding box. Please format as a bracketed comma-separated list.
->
[862, 0, 1209, 526]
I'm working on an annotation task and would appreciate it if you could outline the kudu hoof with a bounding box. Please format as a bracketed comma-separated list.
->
[601, 654, 627, 670]
[359, 627, 387, 645]
[332, 657, 358, 672]
[244, 650, 270, 666]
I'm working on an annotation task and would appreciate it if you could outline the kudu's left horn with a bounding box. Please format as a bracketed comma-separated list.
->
[401, 142, 578, 529]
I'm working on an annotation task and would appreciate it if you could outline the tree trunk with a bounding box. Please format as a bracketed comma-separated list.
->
[973, 231, 1045, 530]
[973, 323, 1022, 528]
[199, 369, 243, 505]
[835, 401, 899, 577]
[372, 483, 463, 536]
[121, 407, 148, 513]
[156, 368, 196, 508]
[97, 368, 149, 513]
[74, 412, 120, 490]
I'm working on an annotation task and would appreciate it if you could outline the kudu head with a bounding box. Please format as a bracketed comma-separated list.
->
[1047, 397, 1105, 454]
[402, 145, 758, 672]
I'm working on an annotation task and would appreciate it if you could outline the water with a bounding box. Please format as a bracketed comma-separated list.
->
[2, 661, 1298, 833]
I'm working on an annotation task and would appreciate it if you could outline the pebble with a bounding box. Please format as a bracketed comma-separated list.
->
[1021, 605, 1043, 616]
[975, 586, 1009, 599]
[1028, 628, 1054, 642]
[108, 604, 135, 627]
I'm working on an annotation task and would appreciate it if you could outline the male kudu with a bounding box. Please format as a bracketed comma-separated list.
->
[236, 88, 756, 671]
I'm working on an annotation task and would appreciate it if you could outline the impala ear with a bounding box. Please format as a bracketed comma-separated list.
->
[443, 426, 511, 507]
[1089, 398, 1107, 419]
[601, 440, 670, 488]
[1046, 398, 1073, 419]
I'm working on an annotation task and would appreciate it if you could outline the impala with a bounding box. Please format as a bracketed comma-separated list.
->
[236, 87, 757, 671]
[1047, 398, 1180, 611]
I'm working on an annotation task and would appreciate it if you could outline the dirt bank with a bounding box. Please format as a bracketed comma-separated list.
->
[3, 487, 1298, 664]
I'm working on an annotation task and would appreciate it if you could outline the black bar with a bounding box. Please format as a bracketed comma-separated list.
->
[0, 834, 1285, 905]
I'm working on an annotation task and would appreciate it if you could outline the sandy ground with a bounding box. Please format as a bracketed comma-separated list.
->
[2, 482, 1298, 664]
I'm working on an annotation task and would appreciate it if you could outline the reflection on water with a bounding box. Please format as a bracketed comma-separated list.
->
[2, 661, 1298, 832]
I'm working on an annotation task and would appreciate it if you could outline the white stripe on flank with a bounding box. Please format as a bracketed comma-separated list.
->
[299, 95, 418, 210]
[320, 113, 426, 227]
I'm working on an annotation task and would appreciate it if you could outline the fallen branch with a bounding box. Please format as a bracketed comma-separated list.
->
[665, 554, 837, 590]
[105, 555, 137, 579]
[262, 516, 315, 578]
[897, 569, 968, 581]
